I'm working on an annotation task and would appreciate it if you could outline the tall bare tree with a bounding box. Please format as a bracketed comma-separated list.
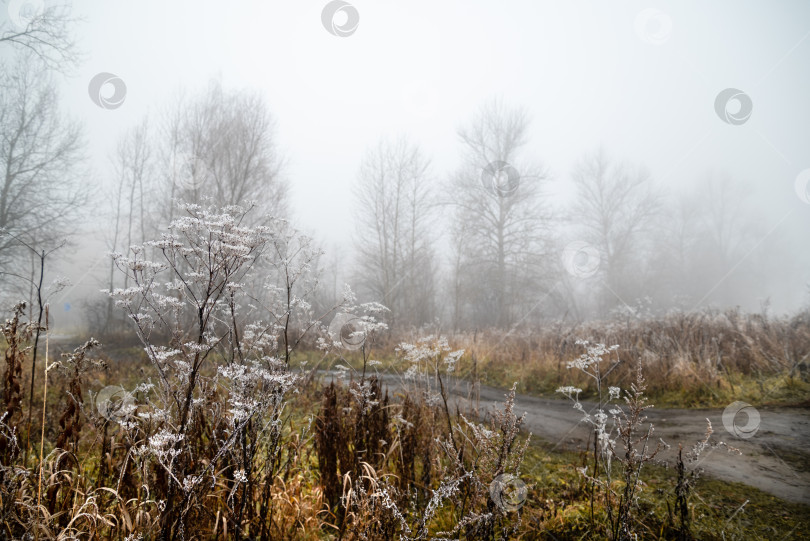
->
[646, 190, 702, 306]
[570, 149, 660, 314]
[353, 136, 436, 330]
[449, 99, 552, 328]
[101, 119, 153, 332]
[690, 172, 761, 307]
[158, 80, 287, 223]
[0, 56, 86, 274]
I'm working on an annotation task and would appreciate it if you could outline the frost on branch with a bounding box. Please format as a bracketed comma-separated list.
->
[104, 201, 329, 536]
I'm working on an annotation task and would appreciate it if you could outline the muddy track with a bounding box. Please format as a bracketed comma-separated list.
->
[319, 371, 810, 505]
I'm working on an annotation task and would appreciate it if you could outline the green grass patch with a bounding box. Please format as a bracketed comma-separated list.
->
[517, 440, 810, 540]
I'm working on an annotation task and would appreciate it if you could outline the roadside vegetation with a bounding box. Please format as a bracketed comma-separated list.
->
[0, 203, 807, 540]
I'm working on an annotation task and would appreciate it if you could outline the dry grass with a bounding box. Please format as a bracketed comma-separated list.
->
[0, 332, 807, 539]
[435, 308, 810, 407]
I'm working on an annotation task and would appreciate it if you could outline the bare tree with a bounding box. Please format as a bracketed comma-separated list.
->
[0, 0, 79, 71]
[95, 80, 289, 338]
[102, 119, 153, 333]
[647, 191, 702, 306]
[448, 217, 472, 330]
[690, 172, 762, 307]
[700, 173, 751, 266]
[353, 136, 436, 330]
[0, 56, 87, 274]
[158, 80, 287, 223]
[570, 149, 660, 314]
[448, 99, 552, 328]
[640, 172, 768, 311]
[310, 241, 345, 319]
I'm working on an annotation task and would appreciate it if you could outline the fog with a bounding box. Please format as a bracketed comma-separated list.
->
[2, 0, 810, 332]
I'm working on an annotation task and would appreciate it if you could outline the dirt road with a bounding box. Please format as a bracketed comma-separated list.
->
[322, 371, 810, 505]
[471, 382, 809, 505]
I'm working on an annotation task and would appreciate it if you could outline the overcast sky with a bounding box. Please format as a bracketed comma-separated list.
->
[4, 0, 810, 321]
[58, 0, 808, 233]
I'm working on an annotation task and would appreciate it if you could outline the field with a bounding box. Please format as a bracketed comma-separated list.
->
[2, 300, 809, 540]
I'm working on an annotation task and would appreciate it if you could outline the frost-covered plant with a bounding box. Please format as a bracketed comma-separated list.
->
[398, 335, 463, 402]
[400, 338, 527, 539]
[605, 362, 667, 540]
[261, 218, 329, 366]
[671, 419, 740, 540]
[0, 412, 27, 528]
[445, 384, 531, 541]
[106, 201, 337, 538]
[329, 382, 530, 541]
[52, 339, 104, 453]
[397, 336, 464, 456]
[1, 302, 31, 465]
[316, 333, 528, 540]
[324, 294, 389, 380]
[556, 341, 620, 486]
[558, 341, 666, 540]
